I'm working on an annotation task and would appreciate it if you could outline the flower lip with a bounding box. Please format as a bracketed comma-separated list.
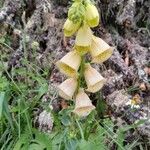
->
[86, 79, 106, 93]
[90, 36, 114, 63]
[56, 51, 81, 77]
[73, 88, 95, 117]
[74, 45, 90, 56]
[73, 106, 95, 117]
[56, 62, 77, 77]
[91, 47, 114, 64]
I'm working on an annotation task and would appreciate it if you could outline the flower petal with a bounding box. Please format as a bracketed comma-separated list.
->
[58, 78, 78, 100]
[75, 23, 93, 47]
[90, 36, 114, 63]
[56, 51, 81, 77]
[73, 88, 95, 117]
[84, 63, 106, 93]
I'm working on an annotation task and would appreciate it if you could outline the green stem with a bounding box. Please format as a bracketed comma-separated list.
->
[75, 118, 84, 140]
[77, 55, 85, 91]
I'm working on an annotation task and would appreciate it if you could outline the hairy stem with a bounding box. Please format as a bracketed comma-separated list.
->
[77, 55, 85, 91]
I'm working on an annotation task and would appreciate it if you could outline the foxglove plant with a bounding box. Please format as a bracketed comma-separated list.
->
[56, 0, 114, 117]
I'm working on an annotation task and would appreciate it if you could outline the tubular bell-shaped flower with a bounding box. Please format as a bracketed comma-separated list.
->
[75, 23, 93, 53]
[73, 88, 95, 117]
[90, 36, 114, 64]
[85, 3, 99, 27]
[58, 78, 78, 100]
[63, 19, 81, 37]
[84, 63, 106, 93]
[56, 51, 81, 77]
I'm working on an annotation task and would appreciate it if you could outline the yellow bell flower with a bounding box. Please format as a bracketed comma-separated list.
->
[63, 19, 80, 37]
[75, 23, 93, 52]
[85, 3, 99, 27]
[90, 36, 114, 64]
[84, 63, 106, 93]
[58, 78, 78, 100]
[56, 51, 81, 77]
[73, 88, 95, 117]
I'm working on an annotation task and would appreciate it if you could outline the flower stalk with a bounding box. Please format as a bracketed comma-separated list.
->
[78, 55, 85, 88]
[56, 0, 114, 117]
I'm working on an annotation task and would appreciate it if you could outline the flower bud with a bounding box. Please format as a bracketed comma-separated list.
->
[56, 51, 81, 77]
[63, 19, 80, 37]
[84, 63, 106, 93]
[73, 88, 95, 117]
[85, 3, 99, 27]
[90, 36, 114, 64]
[58, 78, 78, 100]
[68, 2, 85, 23]
[75, 23, 93, 52]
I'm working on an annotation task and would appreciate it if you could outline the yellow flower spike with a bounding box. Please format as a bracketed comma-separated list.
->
[73, 88, 95, 117]
[56, 51, 81, 77]
[84, 63, 106, 93]
[63, 19, 80, 37]
[85, 3, 99, 27]
[58, 78, 78, 100]
[90, 36, 114, 64]
[75, 23, 93, 50]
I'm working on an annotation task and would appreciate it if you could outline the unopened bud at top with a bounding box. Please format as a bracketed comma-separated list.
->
[63, 19, 80, 37]
[85, 3, 99, 27]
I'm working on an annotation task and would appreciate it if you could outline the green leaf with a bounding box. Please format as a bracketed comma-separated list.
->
[52, 129, 68, 149]
[116, 130, 125, 150]
[0, 92, 14, 130]
[37, 83, 48, 98]
[65, 138, 78, 150]
[77, 140, 94, 150]
[13, 132, 30, 150]
[0, 77, 9, 91]
[0, 92, 5, 119]
[28, 143, 44, 150]
[32, 129, 52, 150]
[13, 129, 52, 150]
[59, 109, 72, 126]
[88, 126, 106, 150]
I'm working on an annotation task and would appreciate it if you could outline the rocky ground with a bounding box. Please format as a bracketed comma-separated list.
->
[0, 0, 150, 146]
